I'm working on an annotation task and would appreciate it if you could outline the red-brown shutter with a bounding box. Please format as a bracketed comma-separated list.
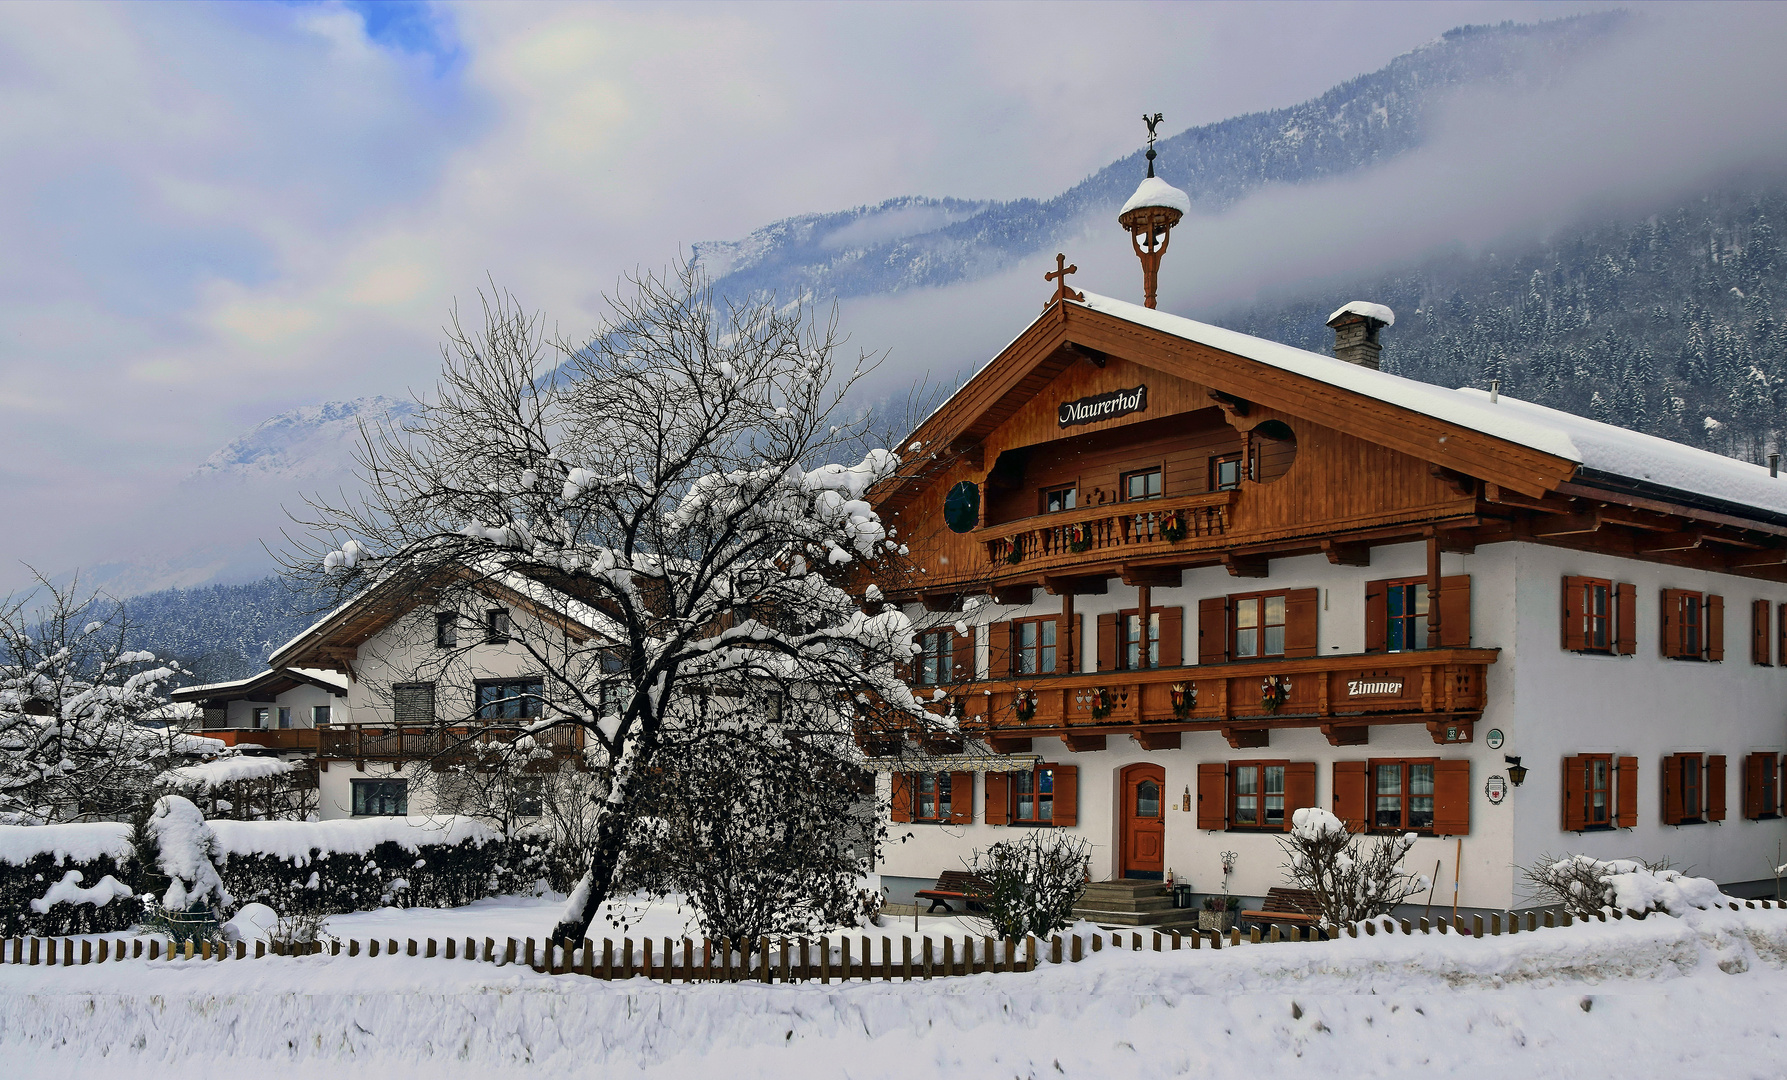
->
[1364, 579, 1388, 653]
[989, 622, 1013, 678]
[1660, 589, 1683, 658]
[1283, 762, 1316, 831]
[1157, 607, 1183, 667]
[1096, 612, 1118, 672]
[1332, 761, 1369, 832]
[1614, 582, 1637, 655]
[1706, 594, 1724, 662]
[890, 773, 912, 823]
[1439, 575, 1471, 648]
[1616, 757, 1638, 827]
[1432, 759, 1471, 835]
[1562, 576, 1588, 651]
[1563, 756, 1586, 831]
[1779, 604, 1787, 674]
[948, 772, 974, 824]
[1196, 762, 1228, 831]
[1662, 755, 1682, 825]
[951, 629, 975, 682]
[1197, 596, 1230, 665]
[1708, 755, 1726, 822]
[1284, 588, 1319, 658]
[1051, 764, 1078, 827]
[984, 771, 1010, 826]
[1744, 752, 1765, 820]
[1753, 600, 1771, 666]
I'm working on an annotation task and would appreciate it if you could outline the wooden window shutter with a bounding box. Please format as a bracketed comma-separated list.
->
[889, 774, 912, 823]
[1096, 612, 1118, 671]
[988, 622, 1013, 678]
[948, 772, 974, 825]
[1284, 588, 1319, 658]
[1197, 596, 1230, 665]
[1057, 613, 1080, 675]
[1614, 582, 1637, 655]
[896, 634, 919, 682]
[1331, 761, 1369, 832]
[1660, 589, 1683, 658]
[1439, 575, 1471, 648]
[1779, 604, 1787, 673]
[951, 629, 975, 681]
[1706, 594, 1724, 661]
[1157, 607, 1183, 667]
[1707, 755, 1726, 822]
[984, 772, 1010, 826]
[1616, 757, 1638, 827]
[1662, 755, 1683, 825]
[1431, 759, 1471, 836]
[1562, 576, 1588, 651]
[1051, 765, 1078, 827]
[1744, 752, 1766, 820]
[1283, 762, 1316, 831]
[1754, 600, 1772, 665]
[1562, 756, 1587, 831]
[1196, 762, 1228, 830]
[1364, 579, 1388, 653]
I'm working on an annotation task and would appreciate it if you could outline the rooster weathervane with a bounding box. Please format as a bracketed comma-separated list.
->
[1143, 112, 1164, 177]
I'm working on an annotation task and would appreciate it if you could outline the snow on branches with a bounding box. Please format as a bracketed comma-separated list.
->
[1279, 807, 1430, 927]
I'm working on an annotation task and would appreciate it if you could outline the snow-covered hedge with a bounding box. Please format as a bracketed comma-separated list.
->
[209, 816, 530, 916]
[0, 822, 143, 936]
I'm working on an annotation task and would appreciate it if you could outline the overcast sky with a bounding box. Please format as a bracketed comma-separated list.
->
[3, 0, 1775, 595]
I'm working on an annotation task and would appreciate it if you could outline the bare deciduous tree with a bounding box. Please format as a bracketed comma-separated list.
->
[1278, 807, 1429, 927]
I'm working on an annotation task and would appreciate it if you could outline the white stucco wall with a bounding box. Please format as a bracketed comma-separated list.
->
[220, 683, 344, 729]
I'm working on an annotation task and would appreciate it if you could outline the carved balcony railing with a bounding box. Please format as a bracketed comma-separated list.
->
[317, 723, 585, 762]
[868, 648, 1498, 750]
[193, 728, 320, 751]
[982, 490, 1236, 575]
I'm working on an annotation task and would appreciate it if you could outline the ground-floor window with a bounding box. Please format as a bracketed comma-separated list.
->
[1230, 761, 1286, 829]
[352, 778, 408, 816]
[1371, 759, 1435, 832]
[1014, 766, 1054, 824]
[915, 773, 952, 822]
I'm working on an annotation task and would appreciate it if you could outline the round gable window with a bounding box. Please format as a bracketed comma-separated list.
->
[1251, 420, 1297, 484]
[943, 481, 981, 533]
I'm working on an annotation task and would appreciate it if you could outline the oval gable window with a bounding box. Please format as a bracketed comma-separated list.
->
[943, 481, 981, 533]
[1251, 420, 1297, 485]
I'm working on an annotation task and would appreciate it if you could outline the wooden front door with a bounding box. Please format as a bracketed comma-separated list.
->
[1120, 763, 1166, 880]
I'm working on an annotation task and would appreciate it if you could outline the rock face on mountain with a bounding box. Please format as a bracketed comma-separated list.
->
[189, 396, 414, 484]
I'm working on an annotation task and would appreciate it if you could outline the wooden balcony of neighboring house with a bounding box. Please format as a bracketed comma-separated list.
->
[980, 490, 1236, 580]
[869, 648, 1499, 753]
[315, 722, 586, 767]
[194, 727, 320, 752]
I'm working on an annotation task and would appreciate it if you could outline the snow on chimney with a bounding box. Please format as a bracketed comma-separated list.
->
[1325, 301, 1394, 369]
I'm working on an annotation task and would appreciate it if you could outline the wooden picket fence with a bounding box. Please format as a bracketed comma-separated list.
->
[5, 897, 1783, 981]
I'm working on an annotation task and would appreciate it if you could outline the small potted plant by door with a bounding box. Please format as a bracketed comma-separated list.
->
[1198, 894, 1239, 933]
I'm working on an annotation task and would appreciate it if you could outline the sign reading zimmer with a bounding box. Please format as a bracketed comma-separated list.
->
[1346, 677, 1405, 697]
[1059, 385, 1147, 427]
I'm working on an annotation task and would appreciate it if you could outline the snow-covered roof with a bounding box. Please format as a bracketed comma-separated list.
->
[1073, 290, 1787, 519]
[1327, 300, 1395, 327]
[1119, 175, 1191, 217]
[170, 666, 349, 704]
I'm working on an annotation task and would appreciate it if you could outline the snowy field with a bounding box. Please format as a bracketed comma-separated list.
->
[5, 899, 1787, 1078]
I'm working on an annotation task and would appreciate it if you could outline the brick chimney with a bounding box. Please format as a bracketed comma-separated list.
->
[1325, 302, 1394, 369]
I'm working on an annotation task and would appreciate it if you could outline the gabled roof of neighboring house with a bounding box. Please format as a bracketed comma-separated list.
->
[168, 667, 350, 706]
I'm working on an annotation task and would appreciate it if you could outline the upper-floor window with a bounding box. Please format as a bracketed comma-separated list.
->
[392, 682, 435, 725]
[477, 678, 544, 720]
[1661, 589, 1722, 661]
[1234, 592, 1287, 659]
[918, 630, 952, 686]
[1044, 485, 1077, 513]
[252, 707, 270, 728]
[1372, 759, 1436, 832]
[486, 608, 512, 644]
[1386, 580, 1430, 652]
[277, 707, 292, 729]
[1014, 618, 1056, 674]
[1124, 611, 1160, 669]
[1231, 761, 1286, 829]
[312, 705, 332, 725]
[436, 611, 457, 649]
[1562, 576, 1634, 655]
[1211, 454, 1242, 491]
[1122, 467, 1162, 501]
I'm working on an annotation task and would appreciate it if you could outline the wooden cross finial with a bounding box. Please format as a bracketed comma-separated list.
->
[1045, 252, 1084, 309]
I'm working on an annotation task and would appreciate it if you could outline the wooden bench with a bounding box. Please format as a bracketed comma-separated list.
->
[914, 871, 992, 914]
[1239, 887, 1324, 929]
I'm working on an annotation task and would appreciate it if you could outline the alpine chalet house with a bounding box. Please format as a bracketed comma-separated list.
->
[866, 158, 1787, 923]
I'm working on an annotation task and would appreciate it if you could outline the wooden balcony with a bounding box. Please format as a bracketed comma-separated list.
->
[981, 490, 1236, 576]
[895, 648, 1499, 752]
[195, 728, 320, 752]
[317, 723, 585, 762]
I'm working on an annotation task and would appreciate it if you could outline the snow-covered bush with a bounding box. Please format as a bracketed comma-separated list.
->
[138, 795, 231, 940]
[1522, 853, 1734, 918]
[966, 829, 1090, 942]
[0, 821, 142, 935]
[1278, 807, 1429, 927]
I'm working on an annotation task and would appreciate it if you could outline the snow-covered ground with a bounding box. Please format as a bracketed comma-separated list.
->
[6, 900, 1787, 1078]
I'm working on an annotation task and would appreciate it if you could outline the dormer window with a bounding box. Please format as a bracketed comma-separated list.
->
[435, 611, 458, 649]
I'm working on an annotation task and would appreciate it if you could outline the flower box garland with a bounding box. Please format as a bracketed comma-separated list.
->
[1161, 512, 1188, 543]
[1260, 675, 1291, 714]
[1068, 523, 1094, 553]
[1013, 691, 1038, 723]
[1004, 539, 1024, 565]
[1089, 687, 1114, 720]
[1169, 682, 1196, 718]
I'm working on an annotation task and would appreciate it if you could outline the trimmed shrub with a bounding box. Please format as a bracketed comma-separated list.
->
[0, 822, 143, 936]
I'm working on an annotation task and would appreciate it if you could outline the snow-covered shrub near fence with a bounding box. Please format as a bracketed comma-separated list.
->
[1279, 807, 1429, 927]
[208, 816, 526, 916]
[0, 821, 142, 935]
[1525, 853, 1739, 918]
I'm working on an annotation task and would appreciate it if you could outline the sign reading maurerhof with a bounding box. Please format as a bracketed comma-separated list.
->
[1058, 385, 1147, 427]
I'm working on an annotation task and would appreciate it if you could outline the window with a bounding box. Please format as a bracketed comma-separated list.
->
[1014, 619, 1056, 675]
[1581, 754, 1613, 829]
[486, 608, 512, 644]
[914, 773, 953, 822]
[476, 678, 544, 720]
[1044, 485, 1077, 513]
[1385, 580, 1430, 652]
[1233, 593, 1287, 659]
[1677, 754, 1702, 824]
[1124, 611, 1160, 669]
[1371, 759, 1436, 832]
[312, 705, 332, 725]
[352, 779, 408, 816]
[1662, 590, 1723, 661]
[1563, 576, 1634, 654]
[1661, 752, 1721, 825]
[1745, 752, 1780, 820]
[1230, 762, 1286, 829]
[1211, 454, 1242, 491]
[1013, 765, 1055, 824]
[436, 611, 458, 649]
[252, 707, 270, 728]
[392, 682, 435, 725]
[277, 707, 292, 729]
[918, 630, 952, 686]
[1122, 467, 1162, 501]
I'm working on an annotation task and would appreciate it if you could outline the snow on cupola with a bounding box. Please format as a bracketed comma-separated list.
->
[1325, 301, 1394, 370]
[1117, 112, 1190, 310]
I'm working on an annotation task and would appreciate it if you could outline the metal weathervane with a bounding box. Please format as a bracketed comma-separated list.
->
[1143, 112, 1163, 178]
